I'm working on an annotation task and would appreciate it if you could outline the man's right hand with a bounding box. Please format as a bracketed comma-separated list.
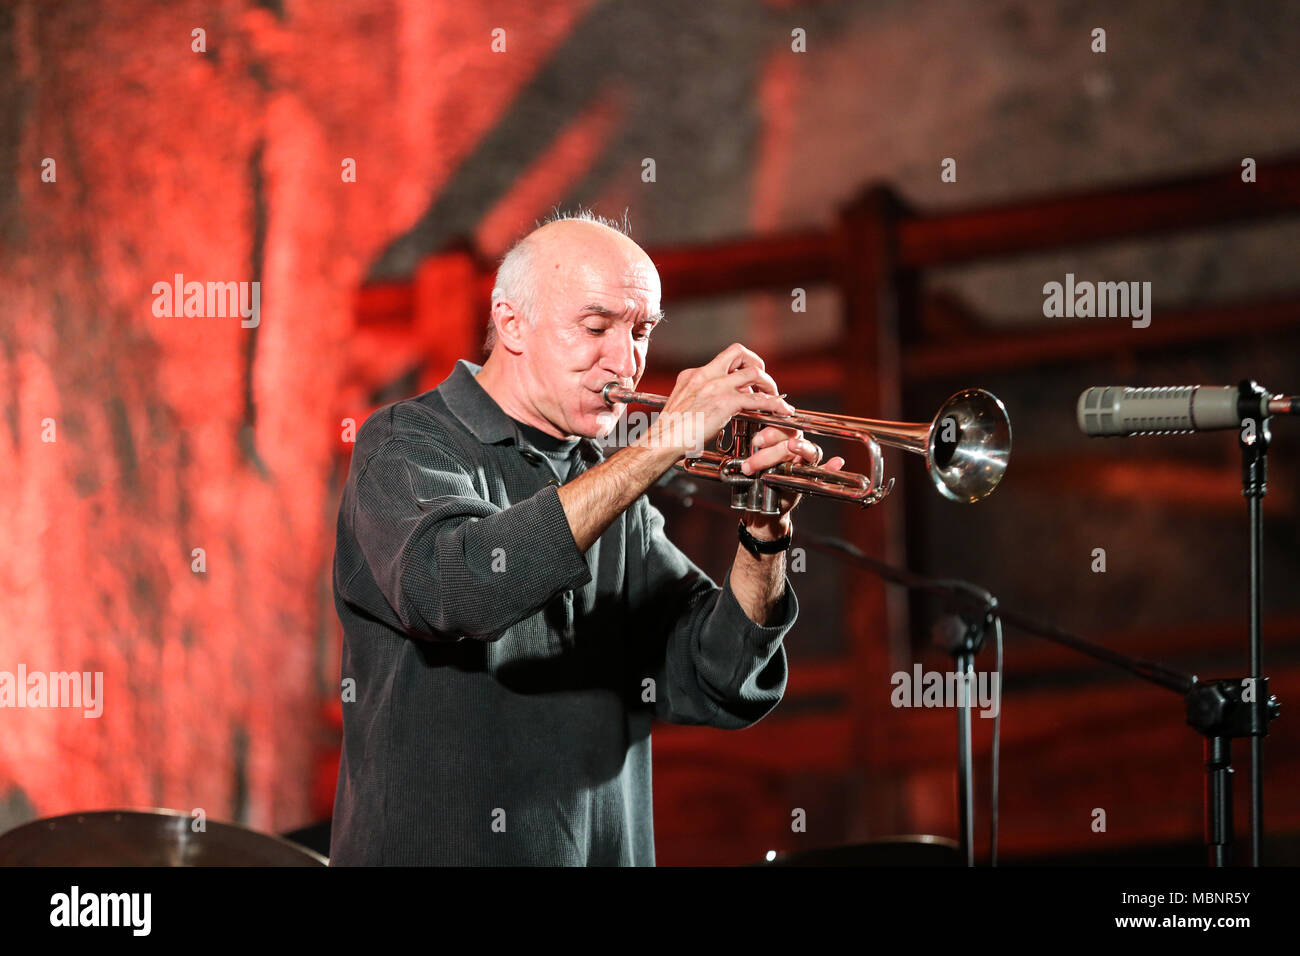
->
[634, 343, 795, 461]
[561, 344, 794, 553]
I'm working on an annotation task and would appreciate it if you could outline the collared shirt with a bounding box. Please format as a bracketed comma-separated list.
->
[329, 359, 798, 865]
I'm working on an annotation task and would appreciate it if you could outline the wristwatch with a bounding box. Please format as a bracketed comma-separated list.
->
[737, 520, 792, 557]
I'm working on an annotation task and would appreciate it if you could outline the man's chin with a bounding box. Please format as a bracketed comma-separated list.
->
[588, 410, 623, 442]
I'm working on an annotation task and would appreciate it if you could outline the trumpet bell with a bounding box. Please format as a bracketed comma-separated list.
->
[927, 389, 1012, 503]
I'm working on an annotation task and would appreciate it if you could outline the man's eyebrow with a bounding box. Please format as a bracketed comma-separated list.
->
[580, 303, 666, 323]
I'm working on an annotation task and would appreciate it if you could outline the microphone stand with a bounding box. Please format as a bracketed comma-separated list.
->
[650, 463, 1279, 866]
[927, 585, 999, 867]
[1235, 380, 1278, 866]
[1076, 378, 1290, 864]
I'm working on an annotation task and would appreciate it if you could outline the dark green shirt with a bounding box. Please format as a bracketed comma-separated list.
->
[329, 359, 797, 865]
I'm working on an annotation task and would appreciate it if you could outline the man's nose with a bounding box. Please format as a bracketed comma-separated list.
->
[602, 330, 638, 381]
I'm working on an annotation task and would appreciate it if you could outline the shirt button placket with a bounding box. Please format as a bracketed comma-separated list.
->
[519, 448, 562, 488]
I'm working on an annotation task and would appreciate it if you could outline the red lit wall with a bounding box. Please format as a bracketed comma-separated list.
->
[0, 0, 593, 834]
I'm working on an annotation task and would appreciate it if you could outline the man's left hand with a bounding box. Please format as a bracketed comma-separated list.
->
[738, 424, 845, 540]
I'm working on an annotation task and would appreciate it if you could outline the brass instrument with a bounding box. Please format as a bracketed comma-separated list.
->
[601, 382, 1011, 514]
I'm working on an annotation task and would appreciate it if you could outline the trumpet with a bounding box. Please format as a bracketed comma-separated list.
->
[601, 382, 1011, 514]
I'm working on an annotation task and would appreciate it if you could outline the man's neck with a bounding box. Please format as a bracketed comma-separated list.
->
[474, 351, 571, 440]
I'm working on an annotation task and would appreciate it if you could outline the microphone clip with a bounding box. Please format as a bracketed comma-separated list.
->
[1238, 379, 1271, 498]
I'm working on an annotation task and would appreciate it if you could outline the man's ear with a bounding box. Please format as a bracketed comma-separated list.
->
[491, 299, 528, 354]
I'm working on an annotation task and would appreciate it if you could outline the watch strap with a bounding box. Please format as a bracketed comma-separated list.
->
[737, 520, 792, 557]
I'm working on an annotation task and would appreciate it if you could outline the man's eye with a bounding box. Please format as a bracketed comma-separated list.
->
[585, 325, 650, 340]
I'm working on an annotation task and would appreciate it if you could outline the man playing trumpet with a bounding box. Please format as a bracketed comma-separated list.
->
[330, 209, 843, 866]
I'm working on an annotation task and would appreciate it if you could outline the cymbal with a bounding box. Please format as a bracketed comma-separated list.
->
[0, 809, 328, 866]
[759, 834, 961, 866]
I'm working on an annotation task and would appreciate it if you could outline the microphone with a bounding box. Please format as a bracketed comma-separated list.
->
[1077, 385, 1298, 437]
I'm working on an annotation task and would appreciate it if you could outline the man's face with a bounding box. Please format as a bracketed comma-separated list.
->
[515, 235, 662, 439]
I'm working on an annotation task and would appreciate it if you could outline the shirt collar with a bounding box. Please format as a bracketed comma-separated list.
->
[439, 358, 605, 463]
[439, 359, 516, 444]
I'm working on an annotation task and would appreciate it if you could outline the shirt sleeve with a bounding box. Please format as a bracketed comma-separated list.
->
[341, 434, 593, 641]
[629, 496, 796, 730]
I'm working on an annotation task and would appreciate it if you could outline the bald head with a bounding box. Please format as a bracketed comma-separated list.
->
[530, 217, 652, 275]
[486, 213, 658, 353]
